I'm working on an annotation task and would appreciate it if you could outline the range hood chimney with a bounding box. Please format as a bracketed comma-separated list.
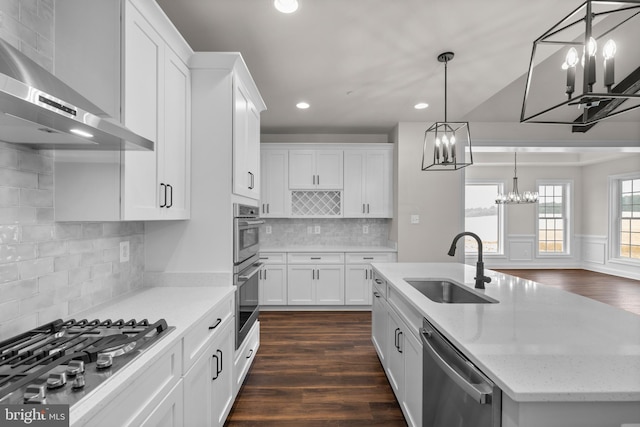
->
[0, 39, 153, 151]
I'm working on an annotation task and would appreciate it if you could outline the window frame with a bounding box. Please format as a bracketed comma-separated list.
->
[535, 179, 572, 257]
[464, 180, 506, 256]
[609, 172, 640, 265]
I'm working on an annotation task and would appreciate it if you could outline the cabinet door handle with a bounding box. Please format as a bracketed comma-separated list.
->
[248, 172, 254, 189]
[367, 204, 370, 214]
[312, 269, 315, 280]
[312, 175, 316, 185]
[246, 349, 253, 359]
[167, 184, 173, 208]
[267, 203, 270, 214]
[262, 203, 265, 214]
[316, 269, 320, 280]
[394, 328, 400, 350]
[212, 353, 219, 380]
[217, 349, 223, 375]
[362, 204, 365, 214]
[264, 269, 267, 280]
[317, 175, 320, 186]
[208, 318, 222, 330]
[397, 331, 403, 353]
[159, 183, 166, 208]
[365, 269, 368, 280]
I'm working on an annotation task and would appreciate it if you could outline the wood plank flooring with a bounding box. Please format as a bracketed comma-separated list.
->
[495, 269, 640, 316]
[224, 311, 406, 426]
[225, 269, 640, 426]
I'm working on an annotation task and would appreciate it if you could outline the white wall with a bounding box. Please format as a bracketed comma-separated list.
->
[394, 123, 464, 262]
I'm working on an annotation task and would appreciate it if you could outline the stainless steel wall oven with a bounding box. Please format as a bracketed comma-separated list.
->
[233, 204, 263, 349]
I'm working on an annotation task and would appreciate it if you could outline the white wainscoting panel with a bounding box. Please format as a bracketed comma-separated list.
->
[581, 235, 607, 265]
[509, 236, 534, 262]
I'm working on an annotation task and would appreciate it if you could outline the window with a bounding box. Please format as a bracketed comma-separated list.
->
[465, 183, 503, 254]
[537, 182, 570, 254]
[618, 177, 640, 260]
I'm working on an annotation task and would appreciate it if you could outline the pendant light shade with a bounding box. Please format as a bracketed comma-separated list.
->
[521, 0, 640, 131]
[422, 52, 473, 171]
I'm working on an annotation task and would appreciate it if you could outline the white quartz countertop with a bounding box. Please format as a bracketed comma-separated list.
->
[261, 245, 397, 253]
[69, 285, 234, 425]
[372, 262, 640, 403]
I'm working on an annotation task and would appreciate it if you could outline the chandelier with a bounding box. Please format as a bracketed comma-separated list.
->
[521, 0, 640, 130]
[422, 52, 473, 171]
[495, 153, 538, 205]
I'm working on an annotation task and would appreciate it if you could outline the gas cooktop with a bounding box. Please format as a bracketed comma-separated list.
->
[0, 318, 174, 407]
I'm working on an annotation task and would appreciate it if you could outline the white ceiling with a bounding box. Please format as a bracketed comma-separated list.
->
[156, 0, 640, 150]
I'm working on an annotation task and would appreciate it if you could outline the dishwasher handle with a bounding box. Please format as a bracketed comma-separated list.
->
[420, 327, 494, 404]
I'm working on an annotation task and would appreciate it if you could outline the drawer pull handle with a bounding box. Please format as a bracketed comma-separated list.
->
[374, 279, 382, 284]
[310, 257, 321, 260]
[246, 349, 254, 359]
[208, 318, 222, 330]
[363, 257, 374, 260]
[373, 291, 381, 298]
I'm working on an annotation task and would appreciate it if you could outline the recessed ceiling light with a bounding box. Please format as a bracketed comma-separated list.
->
[70, 128, 94, 138]
[274, 0, 298, 13]
[414, 103, 429, 110]
[296, 102, 310, 109]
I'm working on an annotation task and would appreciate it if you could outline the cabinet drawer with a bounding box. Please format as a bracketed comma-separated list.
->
[287, 252, 344, 264]
[372, 273, 387, 299]
[259, 252, 287, 264]
[346, 252, 397, 264]
[183, 293, 234, 374]
[234, 320, 260, 396]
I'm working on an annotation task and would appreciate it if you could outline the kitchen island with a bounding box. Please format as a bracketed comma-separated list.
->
[371, 262, 640, 427]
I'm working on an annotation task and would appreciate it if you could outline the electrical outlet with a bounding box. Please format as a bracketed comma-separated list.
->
[363, 225, 369, 234]
[314, 225, 321, 234]
[411, 214, 420, 224]
[266, 225, 272, 234]
[307, 226, 313, 234]
[119, 241, 130, 263]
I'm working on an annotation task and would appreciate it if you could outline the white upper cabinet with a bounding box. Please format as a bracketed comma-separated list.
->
[343, 149, 393, 218]
[233, 79, 261, 200]
[260, 149, 289, 217]
[289, 150, 343, 190]
[53, 0, 192, 221]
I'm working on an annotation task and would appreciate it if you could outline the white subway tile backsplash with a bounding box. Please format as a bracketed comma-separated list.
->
[0, 278, 37, 299]
[54, 223, 82, 240]
[0, 313, 37, 338]
[37, 270, 68, 292]
[0, 148, 18, 168]
[18, 150, 53, 173]
[0, 243, 36, 263]
[35, 207, 54, 223]
[90, 262, 112, 279]
[0, 187, 19, 207]
[0, 300, 20, 322]
[68, 267, 90, 286]
[0, 225, 19, 243]
[53, 254, 81, 272]
[0, 263, 19, 283]
[18, 256, 53, 279]
[81, 223, 103, 239]
[20, 188, 53, 207]
[0, 168, 38, 188]
[0, 207, 36, 223]
[20, 223, 54, 241]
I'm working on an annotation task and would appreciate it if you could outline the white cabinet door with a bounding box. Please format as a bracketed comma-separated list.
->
[315, 265, 345, 305]
[345, 264, 372, 305]
[315, 150, 343, 189]
[260, 150, 289, 217]
[288, 150, 316, 189]
[386, 309, 404, 399]
[233, 78, 260, 200]
[183, 342, 213, 427]
[162, 47, 191, 219]
[344, 149, 392, 218]
[402, 329, 423, 427]
[371, 288, 387, 364]
[287, 265, 315, 305]
[211, 321, 234, 427]
[139, 381, 184, 427]
[260, 265, 287, 305]
[122, 3, 163, 220]
[288, 150, 343, 189]
[364, 150, 392, 217]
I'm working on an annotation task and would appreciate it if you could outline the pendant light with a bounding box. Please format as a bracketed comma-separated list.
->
[495, 153, 538, 205]
[422, 52, 473, 171]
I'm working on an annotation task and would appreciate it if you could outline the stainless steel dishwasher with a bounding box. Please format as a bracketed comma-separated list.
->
[420, 318, 501, 427]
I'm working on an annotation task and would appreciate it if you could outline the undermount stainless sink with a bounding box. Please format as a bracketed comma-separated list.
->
[405, 279, 498, 304]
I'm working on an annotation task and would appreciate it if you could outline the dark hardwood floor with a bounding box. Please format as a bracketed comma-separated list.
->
[225, 269, 640, 426]
[224, 311, 406, 426]
[496, 269, 640, 316]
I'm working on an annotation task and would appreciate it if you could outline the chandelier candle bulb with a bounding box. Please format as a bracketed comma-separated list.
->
[603, 39, 616, 91]
[565, 47, 579, 99]
[586, 37, 597, 90]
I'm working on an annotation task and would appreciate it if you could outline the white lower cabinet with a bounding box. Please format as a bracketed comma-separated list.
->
[140, 381, 184, 427]
[259, 253, 287, 305]
[287, 264, 345, 305]
[345, 264, 372, 305]
[373, 272, 422, 427]
[183, 320, 234, 427]
[234, 320, 260, 396]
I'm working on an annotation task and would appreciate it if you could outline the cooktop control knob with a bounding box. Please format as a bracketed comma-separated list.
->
[46, 372, 67, 389]
[71, 373, 86, 390]
[23, 383, 46, 404]
[66, 360, 85, 376]
[96, 354, 113, 369]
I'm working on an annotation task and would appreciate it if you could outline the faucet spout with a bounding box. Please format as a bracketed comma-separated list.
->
[447, 232, 492, 289]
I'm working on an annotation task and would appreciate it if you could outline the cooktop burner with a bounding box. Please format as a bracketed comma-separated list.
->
[0, 318, 174, 407]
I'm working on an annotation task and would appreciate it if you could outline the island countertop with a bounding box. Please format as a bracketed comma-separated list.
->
[371, 262, 640, 403]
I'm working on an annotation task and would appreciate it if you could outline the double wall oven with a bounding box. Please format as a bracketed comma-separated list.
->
[233, 204, 263, 349]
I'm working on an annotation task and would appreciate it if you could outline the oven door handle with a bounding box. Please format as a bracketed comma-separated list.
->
[420, 327, 494, 404]
[237, 219, 265, 227]
[238, 263, 264, 281]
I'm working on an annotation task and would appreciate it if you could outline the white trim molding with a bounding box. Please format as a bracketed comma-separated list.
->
[580, 234, 640, 280]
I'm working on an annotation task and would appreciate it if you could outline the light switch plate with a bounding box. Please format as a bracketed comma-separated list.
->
[411, 214, 420, 224]
[266, 225, 272, 234]
[363, 225, 369, 234]
[314, 225, 321, 234]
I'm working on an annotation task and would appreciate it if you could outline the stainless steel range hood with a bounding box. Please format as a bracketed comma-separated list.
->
[0, 39, 153, 151]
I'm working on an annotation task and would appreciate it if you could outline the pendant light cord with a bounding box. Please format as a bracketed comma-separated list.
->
[444, 58, 448, 122]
